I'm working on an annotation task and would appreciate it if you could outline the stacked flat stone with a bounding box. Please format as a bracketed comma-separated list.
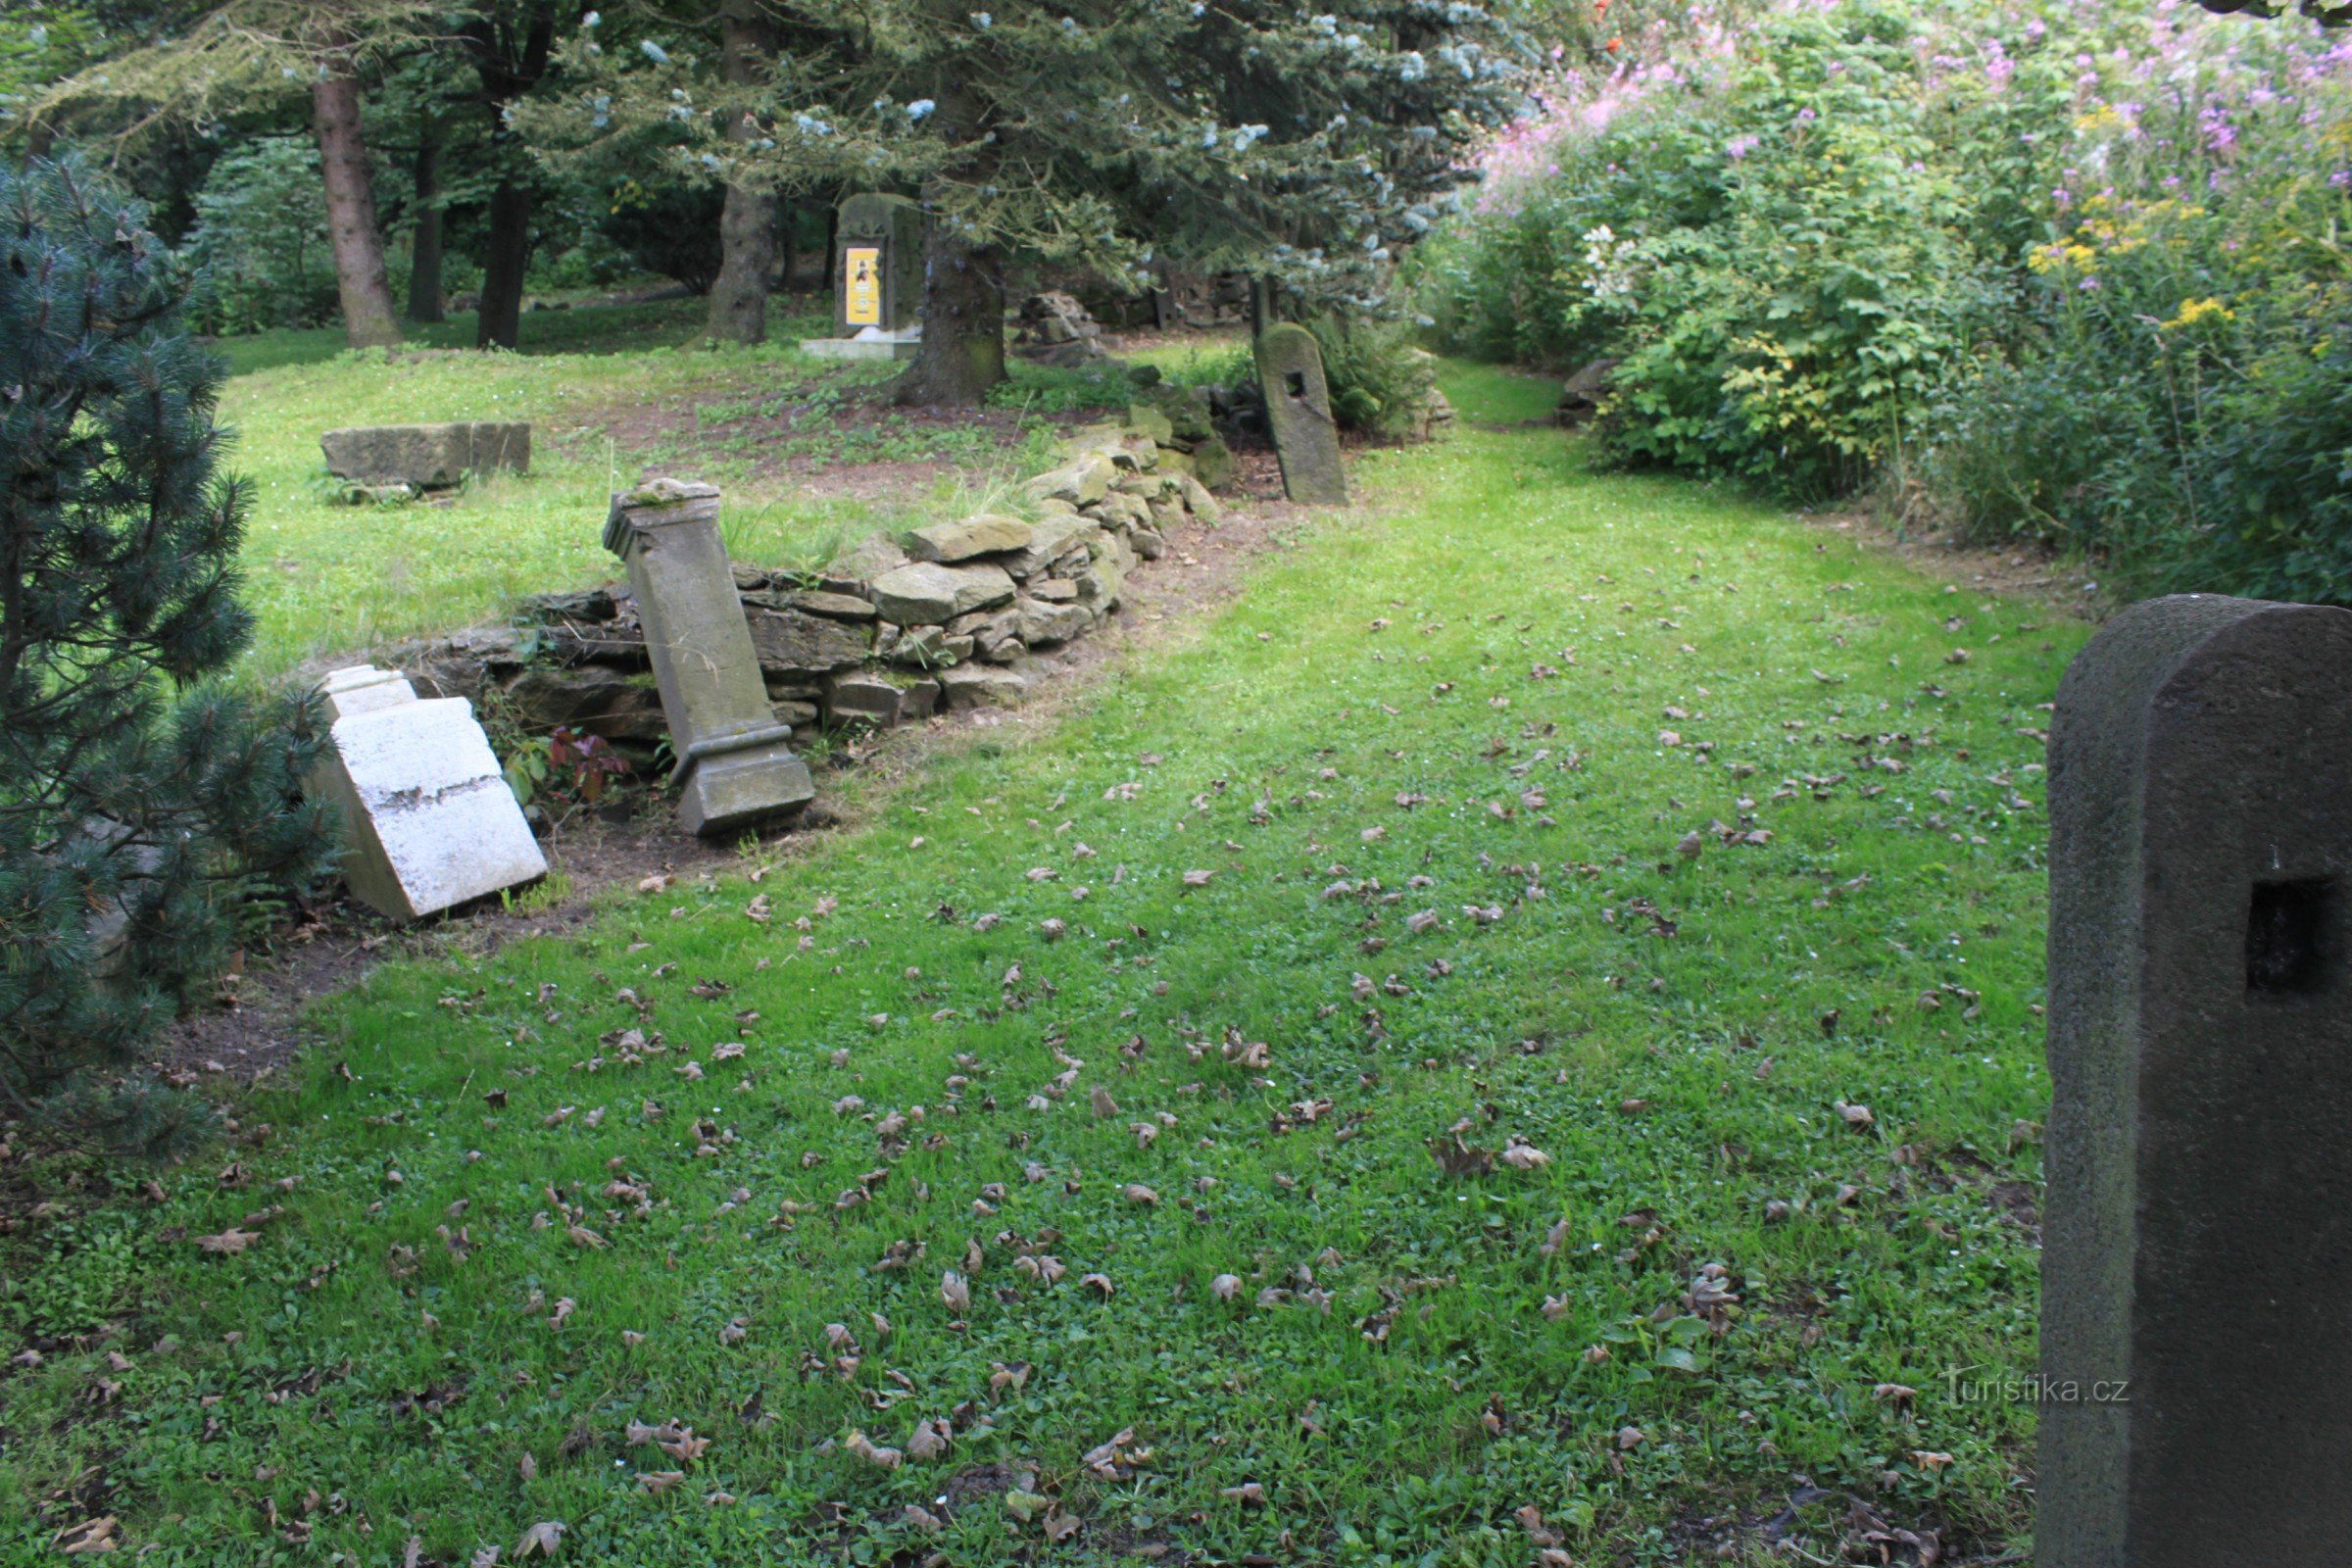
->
[363, 422, 1219, 751]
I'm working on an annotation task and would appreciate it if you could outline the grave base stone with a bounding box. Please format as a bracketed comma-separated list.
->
[320, 421, 531, 489]
[2044, 593, 2352, 1567]
[310, 664, 546, 921]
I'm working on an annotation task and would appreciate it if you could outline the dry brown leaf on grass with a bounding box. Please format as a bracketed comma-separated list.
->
[1210, 1273, 1244, 1301]
[907, 1417, 952, 1460]
[940, 1270, 971, 1312]
[54, 1516, 118, 1554]
[845, 1430, 902, 1469]
[1082, 1427, 1139, 1477]
[514, 1520, 565, 1558]
[195, 1228, 260, 1255]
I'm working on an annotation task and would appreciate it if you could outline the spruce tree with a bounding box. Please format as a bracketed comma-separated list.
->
[0, 158, 334, 1152]
[520, 0, 1528, 403]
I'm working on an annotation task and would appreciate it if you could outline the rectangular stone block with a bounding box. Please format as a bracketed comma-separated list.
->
[606, 479, 814, 836]
[319, 422, 531, 488]
[2043, 593, 2352, 1567]
[312, 673, 546, 921]
[1254, 324, 1346, 506]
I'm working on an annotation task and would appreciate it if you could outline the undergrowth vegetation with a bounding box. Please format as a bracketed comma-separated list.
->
[1420, 0, 2352, 600]
[2, 367, 2085, 1564]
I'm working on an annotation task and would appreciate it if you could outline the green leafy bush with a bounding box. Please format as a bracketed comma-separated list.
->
[1425, 0, 2352, 591]
[1298, 313, 1440, 440]
[181, 136, 342, 334]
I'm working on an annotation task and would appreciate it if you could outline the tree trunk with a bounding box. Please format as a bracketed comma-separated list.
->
[311, 67, 402, 350]
[406, 124, 445, 323]
[705, 0, 776, 344]
[895, 199, 1007, 407]
[1249, 273, 1276, 340]
[776, 202, 796, 292]
[477, 181, 530, 349]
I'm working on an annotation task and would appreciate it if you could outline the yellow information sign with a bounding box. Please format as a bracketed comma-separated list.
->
[844, 246, 882, 326]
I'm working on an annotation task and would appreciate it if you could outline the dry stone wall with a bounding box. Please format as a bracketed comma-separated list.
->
[391, 424, 1223, 759]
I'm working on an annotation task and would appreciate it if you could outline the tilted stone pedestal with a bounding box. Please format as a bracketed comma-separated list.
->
[2043, 594, 2352, 1566]
[311, 664, 547, 921]
[604, 479, 814, 837]
[1254, 324, 1348, 506]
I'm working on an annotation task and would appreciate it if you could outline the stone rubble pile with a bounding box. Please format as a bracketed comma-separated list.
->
[1010, 291, 1109, 368]
[392, 421, 1223, 756]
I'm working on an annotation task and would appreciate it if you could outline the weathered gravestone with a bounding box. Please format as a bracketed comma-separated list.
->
[319, 421, 531, 492]
[311, 664, 547, 920]
[1253, 324, 1347, 505]
[2043, 593, 2352, 1567]
[604, 478, 814, 836]
[802, 193, 925, 362]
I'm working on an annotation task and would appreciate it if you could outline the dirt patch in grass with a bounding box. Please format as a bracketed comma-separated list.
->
[575, 372, 1102, 496]
[161, 469, 1306, 1084]
[1811, 507, 2105, 615]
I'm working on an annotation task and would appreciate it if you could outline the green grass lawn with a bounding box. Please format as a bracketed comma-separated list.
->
[3, 360, 2083, 1565]
[214, 297, 1179, 679]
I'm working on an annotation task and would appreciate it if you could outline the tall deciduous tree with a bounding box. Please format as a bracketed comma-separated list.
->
[458, 0, 566, 351]
[31, 1, 441, 350]
[521, 0, 1527, 402]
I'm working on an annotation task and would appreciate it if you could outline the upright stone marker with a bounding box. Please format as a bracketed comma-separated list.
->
[1254, 324, 1347, 505]
[2044, 593, 2352, 1567]
[310, 664, 547, 921]
[802, 193, 925, 362]
[604, 478, 814, 836]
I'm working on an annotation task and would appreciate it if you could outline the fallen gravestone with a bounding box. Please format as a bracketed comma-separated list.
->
[802, 193, 924, 362]
[2043, 593, 2352, 1567]
[311, 664, 547, 920]
[1254, 324, 1347, 505]
[604, 478, 814, 836]
[320, 421, 530, 499]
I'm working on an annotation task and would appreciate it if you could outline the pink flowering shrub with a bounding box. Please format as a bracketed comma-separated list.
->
[1419, 0, 2352, 591]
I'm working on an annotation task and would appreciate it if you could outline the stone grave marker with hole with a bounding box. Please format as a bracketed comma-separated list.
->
[309, 664, 547, 920]
[1254, 324, 1347, 505]
[802, 193, 925, 362]
[2043, 593, 2352, 1567]
[604, 478, 814, 836]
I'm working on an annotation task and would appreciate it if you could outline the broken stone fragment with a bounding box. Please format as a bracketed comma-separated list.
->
[869, 561, 1016, 625]
[743, 607, 870, 676]
[320, 421, 531, 488]
[309, 667, 546, 921]
[906, 514, 1032, 564]
[901, 679, 942, 719]
[825, 671, 904, 726]
[1019, 598, 1094, 647]
[789, 590, 878, 621]
[939, 663, 1030, 707]
[1002, 515, 1104, 579]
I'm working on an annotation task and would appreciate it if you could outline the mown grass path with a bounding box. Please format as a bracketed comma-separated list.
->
[4, 365, 2085, 1566]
